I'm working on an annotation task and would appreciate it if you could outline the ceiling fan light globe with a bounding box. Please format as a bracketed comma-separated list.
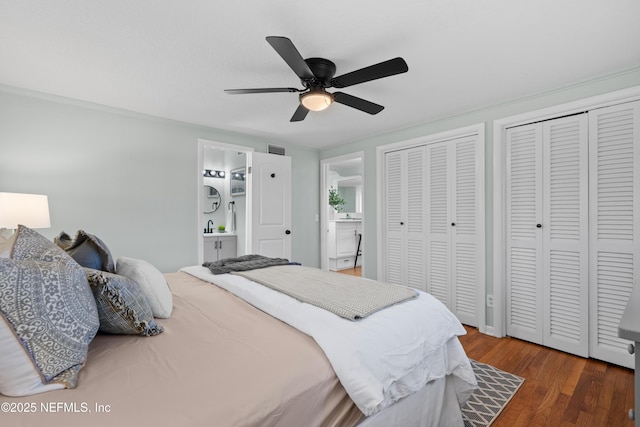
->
[301, 91, 333, 112]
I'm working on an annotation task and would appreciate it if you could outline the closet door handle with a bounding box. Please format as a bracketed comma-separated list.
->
[400, 222, 404, 225]
[451, 222, 456, 226]
[536, 224, 542, 228]
[285, 229, 291, 235]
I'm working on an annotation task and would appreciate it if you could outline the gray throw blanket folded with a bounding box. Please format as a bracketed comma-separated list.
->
[233, 265, 418, 320]
[203, 254, 290, 275]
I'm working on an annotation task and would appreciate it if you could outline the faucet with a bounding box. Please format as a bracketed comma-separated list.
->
[205, 219, 214, 233]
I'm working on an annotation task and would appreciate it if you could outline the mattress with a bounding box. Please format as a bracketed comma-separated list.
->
[2, 271, 473, 427]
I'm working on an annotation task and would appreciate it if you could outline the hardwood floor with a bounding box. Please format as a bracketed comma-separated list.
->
[335, 266, 361, 277]
[458, 326, 635, 427]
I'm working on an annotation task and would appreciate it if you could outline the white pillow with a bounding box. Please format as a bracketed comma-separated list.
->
[116, 257, 173, 318]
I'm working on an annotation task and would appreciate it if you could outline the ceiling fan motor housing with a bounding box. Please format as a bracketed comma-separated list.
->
[303, 57, 336, 87]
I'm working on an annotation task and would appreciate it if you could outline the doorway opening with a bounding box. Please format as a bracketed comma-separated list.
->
[197, 139, 253, 264]
[320, 152, 365, 277]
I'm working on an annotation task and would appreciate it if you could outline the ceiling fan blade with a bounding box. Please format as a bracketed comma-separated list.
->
[266, 36, 315, 80]
[331, 57, 408, 88]
[225, 88, 300, 94]
[289, 104, 309, 122]
[290, 104, 309, 122]
[333, 92, 384, 115]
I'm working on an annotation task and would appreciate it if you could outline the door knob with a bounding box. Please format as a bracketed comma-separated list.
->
[285, 230, 291, 235]
[536, 224, 542, 228]
[451, 222, 456, 226]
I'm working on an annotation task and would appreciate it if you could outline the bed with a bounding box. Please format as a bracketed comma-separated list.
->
[1, 227, 476, 427]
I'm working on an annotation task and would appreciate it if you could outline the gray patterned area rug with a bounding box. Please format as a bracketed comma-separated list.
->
[462, 360, 525, 427]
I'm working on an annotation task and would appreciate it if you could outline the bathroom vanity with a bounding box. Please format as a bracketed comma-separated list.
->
[327, 220, 362, 271]
[203, 233, 237, 262]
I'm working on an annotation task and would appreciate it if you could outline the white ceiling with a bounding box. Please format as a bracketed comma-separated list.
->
[1, 1, 639, 150]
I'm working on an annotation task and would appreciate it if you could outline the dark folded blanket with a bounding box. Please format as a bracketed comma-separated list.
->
[203, 254, 290, 275]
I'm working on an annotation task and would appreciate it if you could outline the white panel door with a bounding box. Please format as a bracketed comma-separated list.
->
[542, 114, 589, 357]
[246, 152, 292, 260]
[589, 101, 640, 369]
[506, 123, 544, 345]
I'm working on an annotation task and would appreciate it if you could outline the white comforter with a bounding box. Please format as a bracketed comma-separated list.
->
[180, 266, 476, 417]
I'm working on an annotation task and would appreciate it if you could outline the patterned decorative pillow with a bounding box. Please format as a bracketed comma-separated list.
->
[116, 257, 173, 318]
[12, 225, 70, 263]
[54, 230, 116, 273]
[0, 226, 99, 397]
[84, 269, 164, 336]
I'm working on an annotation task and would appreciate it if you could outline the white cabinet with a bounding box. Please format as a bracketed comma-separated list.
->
[328, 221, 362, 271]
[203, 234, 237, 262]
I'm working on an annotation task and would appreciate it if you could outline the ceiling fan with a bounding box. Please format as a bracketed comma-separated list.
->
[224, 36, 409, 122]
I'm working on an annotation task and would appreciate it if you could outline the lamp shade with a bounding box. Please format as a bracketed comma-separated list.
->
[301, 91, 333, 112]
[0, 192, 51, 229]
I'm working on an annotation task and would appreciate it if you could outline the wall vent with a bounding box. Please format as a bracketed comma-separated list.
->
[268, 144, 286, 156]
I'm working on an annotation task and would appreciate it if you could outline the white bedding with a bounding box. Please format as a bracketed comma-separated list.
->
[180, 266, 477, 417]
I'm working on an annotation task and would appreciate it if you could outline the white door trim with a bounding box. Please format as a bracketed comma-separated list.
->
[492, 85, 640, 338]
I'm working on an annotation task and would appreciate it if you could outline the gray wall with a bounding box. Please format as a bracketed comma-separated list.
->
[320, 67, 640, 326]
[0, 87, 320, 272]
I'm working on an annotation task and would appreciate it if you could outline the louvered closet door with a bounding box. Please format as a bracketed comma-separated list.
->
[506, 124, 544, 345]
[405, 147, 428, 290]
[506, 116, 589, 355]
[384, 150, 404, 285]
[452, 136, 482, 327]
[426, 142, 451, 303]
[542, 115, 589, 357]
[425, 135, 481, 326]
[383, 146, 427, 290]
[589, 101, 640, 369]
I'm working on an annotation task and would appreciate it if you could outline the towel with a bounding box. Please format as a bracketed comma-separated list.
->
[226, 202, 236, 233]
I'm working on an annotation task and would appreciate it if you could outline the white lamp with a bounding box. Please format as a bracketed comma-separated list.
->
[0, 192, 51, 240]
[300, 90, 334, 112]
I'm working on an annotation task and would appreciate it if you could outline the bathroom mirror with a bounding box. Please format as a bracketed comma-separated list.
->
[337, 177, 362, 214]
[230, 167, 246, 196]
[203, 185, 222, 213]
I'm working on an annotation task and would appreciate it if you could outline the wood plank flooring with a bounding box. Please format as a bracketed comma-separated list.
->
[458, 326, 635, 427]
[335, 266, 361, 277]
